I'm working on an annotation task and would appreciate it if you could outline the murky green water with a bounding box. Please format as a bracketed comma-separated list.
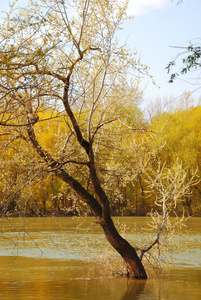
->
[0, 217, 200, 299]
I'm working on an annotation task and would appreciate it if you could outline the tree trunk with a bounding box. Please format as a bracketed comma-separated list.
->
[98, 215, 147, 279]
[58, 164, 147, 278]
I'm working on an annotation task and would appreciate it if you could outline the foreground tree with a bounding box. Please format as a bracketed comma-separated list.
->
[0, 0, 149, 278]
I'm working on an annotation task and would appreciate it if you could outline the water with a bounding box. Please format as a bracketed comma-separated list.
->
[0, 217, 200, 299]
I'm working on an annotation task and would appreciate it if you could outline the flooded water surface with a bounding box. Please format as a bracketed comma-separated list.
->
[0, 217, 200, 299]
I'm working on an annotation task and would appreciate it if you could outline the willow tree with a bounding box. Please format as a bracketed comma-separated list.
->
[0, 0, 149, 278]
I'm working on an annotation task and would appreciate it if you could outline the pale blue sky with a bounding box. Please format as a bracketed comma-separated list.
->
[0, 0, 200, 106]
[123, 0, 201, 105]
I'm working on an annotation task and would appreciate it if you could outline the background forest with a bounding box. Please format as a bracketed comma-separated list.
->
[1, 92, 201, 217]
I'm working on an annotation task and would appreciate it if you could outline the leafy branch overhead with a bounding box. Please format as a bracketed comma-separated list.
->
[166, 43, 201, 83]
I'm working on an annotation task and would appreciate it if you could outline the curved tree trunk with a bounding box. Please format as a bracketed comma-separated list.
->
[98, 216, 147, 278]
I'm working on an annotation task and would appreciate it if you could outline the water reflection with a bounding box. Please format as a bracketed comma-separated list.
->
[121, 279, 146, 300]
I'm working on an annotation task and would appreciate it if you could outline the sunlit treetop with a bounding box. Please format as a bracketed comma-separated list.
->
[0, 0, 148, 134]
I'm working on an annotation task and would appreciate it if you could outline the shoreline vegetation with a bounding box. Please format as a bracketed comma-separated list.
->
[4, 206, 201, 218]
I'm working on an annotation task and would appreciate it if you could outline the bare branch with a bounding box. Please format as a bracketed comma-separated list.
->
[118, 118, 159, 133]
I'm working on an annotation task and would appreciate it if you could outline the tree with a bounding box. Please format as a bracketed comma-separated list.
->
[0, 0, 148, 278]
[137, 161, 199, 263]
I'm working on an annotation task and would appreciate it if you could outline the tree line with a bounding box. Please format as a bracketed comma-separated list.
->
[1, 98, 201, 217]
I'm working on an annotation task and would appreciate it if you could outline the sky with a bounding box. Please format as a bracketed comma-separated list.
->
[121, 0, 201, 108]
[0, 0, 200, 108]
